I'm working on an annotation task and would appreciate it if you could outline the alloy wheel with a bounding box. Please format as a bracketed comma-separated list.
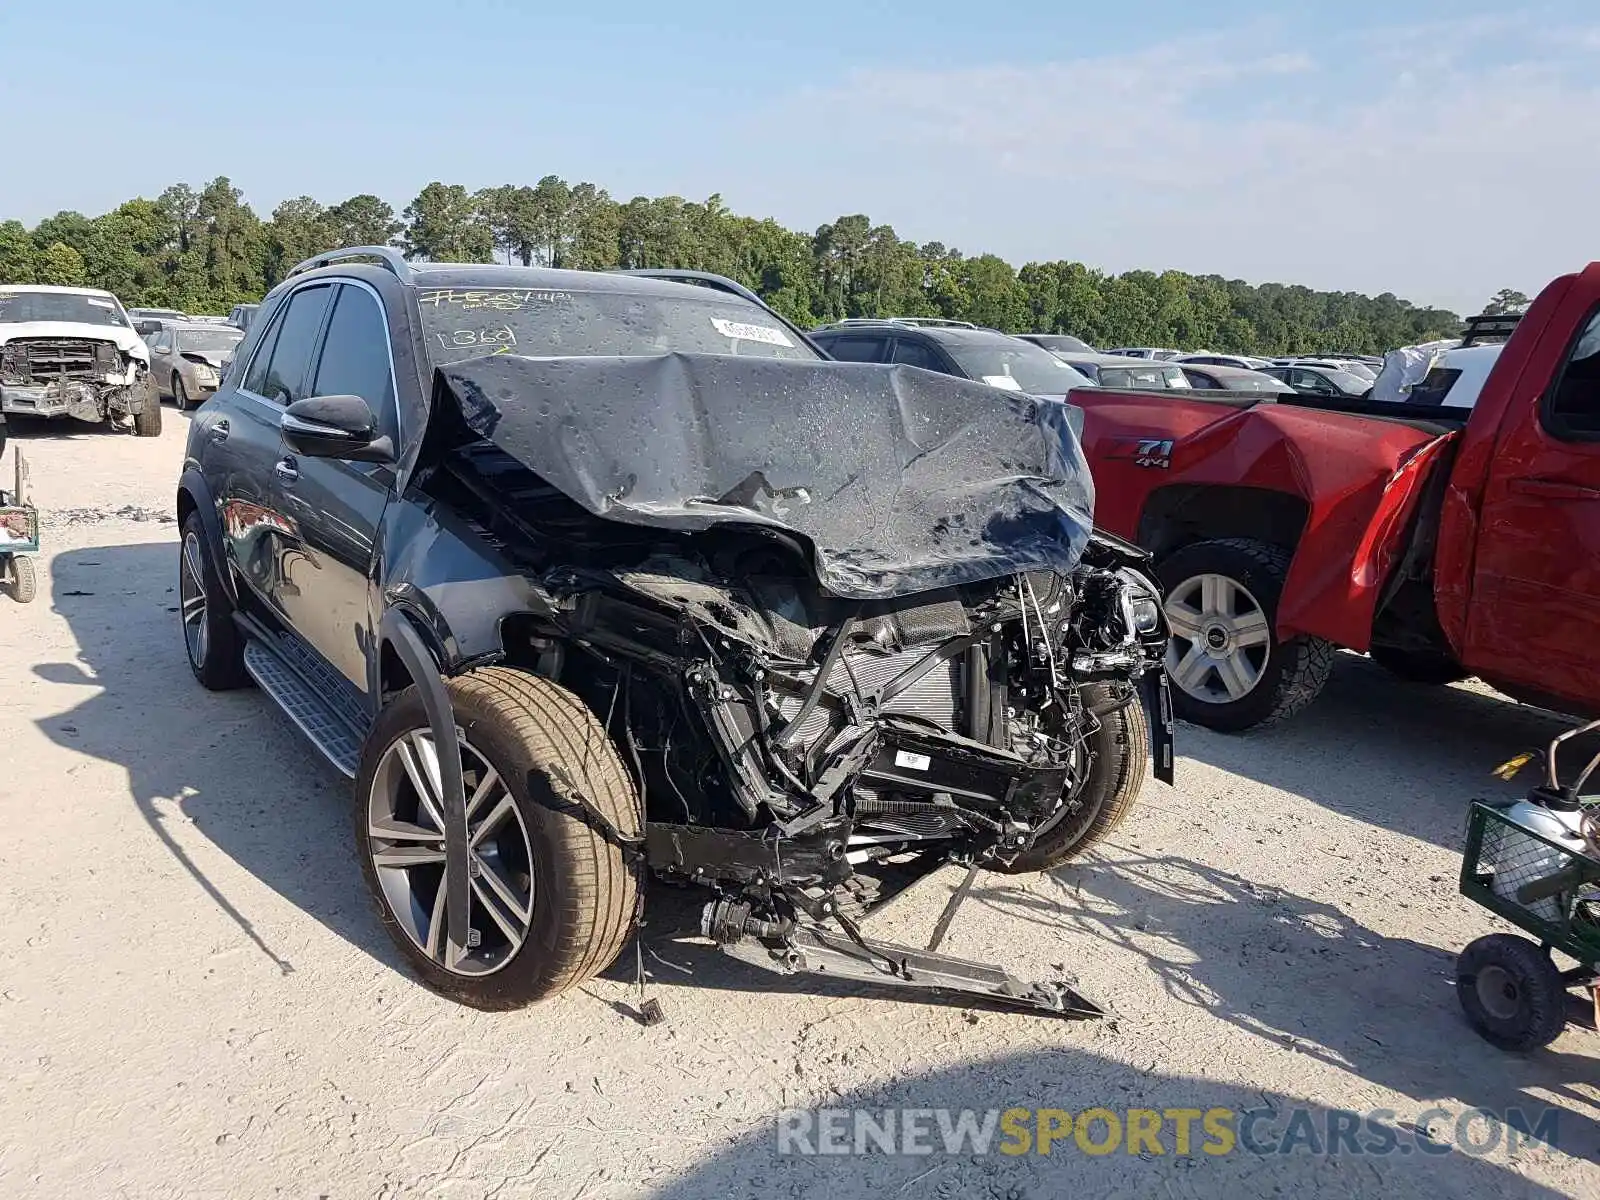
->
[1163, 573, 1271, 704]
[180, 531, 209, 668]
[366, 730, 534, 977]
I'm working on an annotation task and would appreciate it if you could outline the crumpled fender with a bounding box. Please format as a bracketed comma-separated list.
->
[1078, 391, 1453, 651]
[1264, 415, 1456, 649]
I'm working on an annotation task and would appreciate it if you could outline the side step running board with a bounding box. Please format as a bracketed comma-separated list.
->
[713, 919, 1104, 1020]
[243, 640, 363, 778]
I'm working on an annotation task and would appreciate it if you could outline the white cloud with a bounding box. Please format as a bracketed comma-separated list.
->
[745, 22, 1600, 314]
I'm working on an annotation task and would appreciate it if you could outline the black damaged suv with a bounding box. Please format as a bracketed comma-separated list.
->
[177, 248, 1171, 1014]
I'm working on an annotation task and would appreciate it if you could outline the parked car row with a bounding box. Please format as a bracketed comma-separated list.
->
[819, 320, 1397, 401]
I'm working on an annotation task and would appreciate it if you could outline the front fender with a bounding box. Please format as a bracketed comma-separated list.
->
[378, 496, 560, 679]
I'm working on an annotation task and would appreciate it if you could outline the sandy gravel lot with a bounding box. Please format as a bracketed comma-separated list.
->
[0, 412, 1595, 1199]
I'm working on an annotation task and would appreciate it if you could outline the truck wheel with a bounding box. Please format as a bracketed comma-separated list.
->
[133, 380, 163, 437]
[1368, 644, 1468, 686]
[179, 512, 249, 689]
[1157, 538, 1334, 732]
[1456, 934, 1568, 1052]
[4, 555, 37, 604]
[355, 667, 643, 1010]
[998, 683, 1148, 872]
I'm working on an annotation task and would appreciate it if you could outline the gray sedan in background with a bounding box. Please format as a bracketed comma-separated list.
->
[145, 322, 245, 410]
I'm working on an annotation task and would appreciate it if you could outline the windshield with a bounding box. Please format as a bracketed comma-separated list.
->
[1225, 374, 1288, 392]
[0, 290, 129, 328]
[942, 338, 1093, 395]
[1099, 364, 1190, 390]
[1028, 334, 1093, 354]
[175, 328, 244, 354]
[416, 286, 819, 367]
[1324, 370, 1371, 395]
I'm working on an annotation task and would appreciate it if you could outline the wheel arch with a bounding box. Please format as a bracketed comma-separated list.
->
[1137, 484, 1310, 563]
[175, 469, 238, 606]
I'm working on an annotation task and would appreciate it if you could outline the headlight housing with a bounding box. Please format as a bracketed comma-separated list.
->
[1129, 593, 1161, 635]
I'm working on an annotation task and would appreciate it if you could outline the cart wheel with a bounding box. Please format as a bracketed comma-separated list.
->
[1456, 934, 1568, 1051]
[4, 555, 36, 604]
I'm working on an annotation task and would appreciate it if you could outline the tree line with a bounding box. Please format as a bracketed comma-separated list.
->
[0, 175, 1467, 354]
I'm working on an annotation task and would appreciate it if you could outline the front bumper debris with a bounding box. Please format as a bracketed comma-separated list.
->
[1, 378, 152, 423]
[704, 893, 1105, 1020]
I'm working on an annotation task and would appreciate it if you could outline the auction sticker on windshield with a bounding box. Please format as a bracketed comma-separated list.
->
[711, 317, 792, 348]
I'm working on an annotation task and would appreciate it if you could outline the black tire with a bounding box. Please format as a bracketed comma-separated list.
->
[1157, 538, 1334, 732]
[1456, 934, 1568, 1052]
[1369, 644, 1468, 686]
[4, 554, 37, 604]
[133, 379, 162, 437]
[178, 511, 249, 689]
[173, 375, 190, 412]
[355, 667, 643, 1010]
[998, 683, 1148, 872]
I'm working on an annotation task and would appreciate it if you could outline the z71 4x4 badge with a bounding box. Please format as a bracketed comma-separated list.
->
[1107, 437, 1174, 469]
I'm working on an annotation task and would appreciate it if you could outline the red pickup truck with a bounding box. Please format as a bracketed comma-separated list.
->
[1071, 263, 1600, 731]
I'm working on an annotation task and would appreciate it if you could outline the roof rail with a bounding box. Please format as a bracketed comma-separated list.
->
[611, 269, 767, 311]
[286, 246, 414, 281]
[1460, 311, 1522, 347]
[818, 317, 982, 330]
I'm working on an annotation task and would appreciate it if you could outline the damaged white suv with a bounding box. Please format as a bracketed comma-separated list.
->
[0, 285, 160, 435]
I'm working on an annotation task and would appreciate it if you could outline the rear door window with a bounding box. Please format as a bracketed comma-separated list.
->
[890, 339, 946, 372]
[1410, 367, 1462, 407]
[822, 336, 887, 363]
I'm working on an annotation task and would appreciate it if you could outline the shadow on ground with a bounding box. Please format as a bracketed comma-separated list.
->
[1179, 653, 1579, 851]
[966, 851, 1599, 1162]
[640, 1045, 1575, 1199]
[38, 542, 398, 978]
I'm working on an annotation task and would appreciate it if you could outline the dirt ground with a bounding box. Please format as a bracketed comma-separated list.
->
[0, 412, 1596, 1199]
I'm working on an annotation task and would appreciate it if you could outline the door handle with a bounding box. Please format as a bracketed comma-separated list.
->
[275, 458, 300, 484]
[209, 419, 230, 443]
[1509, 477, 1600, 502]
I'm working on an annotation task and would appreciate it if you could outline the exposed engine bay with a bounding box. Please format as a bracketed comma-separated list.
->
[417, 353, 1175, 1018]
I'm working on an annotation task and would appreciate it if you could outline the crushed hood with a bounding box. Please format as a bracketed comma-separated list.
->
[435, 352, 1096, 600]
[0, 321, 148, 362]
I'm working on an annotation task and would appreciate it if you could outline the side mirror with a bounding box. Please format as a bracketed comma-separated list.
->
[280, 394, 394, 463]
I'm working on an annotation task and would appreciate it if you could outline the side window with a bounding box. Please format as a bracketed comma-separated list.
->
[243, 310, 284, 396]
[311, 285, 397, 435]
[822, 336, 885, 363]
[1293, 370, 1332, 395]
[890, 339, 945, 372]
[254, 285, 332, 405]
[1546, 310, 1600, 438]
[149, 332, 169, 352]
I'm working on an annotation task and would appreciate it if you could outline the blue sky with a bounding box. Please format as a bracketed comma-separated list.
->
[4, 1, 1596, 313]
